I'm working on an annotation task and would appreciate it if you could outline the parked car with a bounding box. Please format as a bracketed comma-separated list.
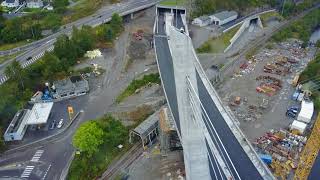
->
[26, 56, 32, 61]
[286, 111, 297, 118]
[57, 119, 64, 129]
[49, 120, 56, 130]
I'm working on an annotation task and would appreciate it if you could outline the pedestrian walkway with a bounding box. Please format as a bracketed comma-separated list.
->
[21, 165, 34, 178]
[31, 150, 44, 162]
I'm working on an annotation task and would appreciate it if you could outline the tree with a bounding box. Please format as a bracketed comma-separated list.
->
[73, 121, 104, 157]
[0, 127, 6, 152]
[71, 26, 96, 56]
[1, 18, 23, 43]
[5, 60, 25, 90]
[41, 52, 63, 79]
[110, 13, 123, 35]
[54, 34, 78, 66]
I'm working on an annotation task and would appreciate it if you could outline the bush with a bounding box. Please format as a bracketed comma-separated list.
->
[116, 73, 161, 103]
[197, 41, 212, 53]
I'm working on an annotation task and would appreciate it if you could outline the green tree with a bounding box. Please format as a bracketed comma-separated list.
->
[110, 13, 123, 35]
[73, 121, 104, 157]
[0, 127, 6, 152]
[105, 26, 114, 42]
[41, 52, 62, 79]
[1, 18, 23, 43]
[53, 0, 69, 9]
[41, 13, 62, 31]
[5, 60, 25, 90]
[54, 34, 78, 66]
[71, 26, 96, 56]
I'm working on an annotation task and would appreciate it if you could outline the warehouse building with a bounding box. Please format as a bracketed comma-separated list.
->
[209, 10, 238, 26]
[52, 76, 89, 99]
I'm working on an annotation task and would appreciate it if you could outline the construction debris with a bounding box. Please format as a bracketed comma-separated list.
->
[254, 129, 307, 179]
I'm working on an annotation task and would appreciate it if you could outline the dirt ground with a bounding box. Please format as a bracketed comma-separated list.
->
[217, 39, 317, 140]
[127, 143, 185, 180]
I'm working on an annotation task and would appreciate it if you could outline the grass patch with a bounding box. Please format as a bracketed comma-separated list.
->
[197, 25, 240, 53]
[159, 0, 186, 6]
[0, 52, 23, 64]
[260, 11, 284, 26]
[116, 73, 161, 103]
[0, 40, 32, 51]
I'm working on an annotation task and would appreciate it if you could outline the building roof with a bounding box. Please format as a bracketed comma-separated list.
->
[211, 10, 238, 21]
[5, 109, 30, 134]
[132, 111, 159, 138]
[6, 0, 16, 3]
[53, 76, 88, 94]
[197, 15, 211, 22]
[27, 102, 53, 125]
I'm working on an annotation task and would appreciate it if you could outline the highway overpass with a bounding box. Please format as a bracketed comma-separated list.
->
[154, 6, 275, 180]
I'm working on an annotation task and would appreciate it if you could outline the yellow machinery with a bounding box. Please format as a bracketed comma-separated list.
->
[294, 114, 320, 180]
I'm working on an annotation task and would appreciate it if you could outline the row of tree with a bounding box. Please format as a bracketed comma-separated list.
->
[0, 13, 123, 151]
[272, 8, 320, 45]
[191, 0, 277, 17]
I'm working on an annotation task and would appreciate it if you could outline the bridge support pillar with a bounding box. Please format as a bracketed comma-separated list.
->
[130, 13, 134, 19]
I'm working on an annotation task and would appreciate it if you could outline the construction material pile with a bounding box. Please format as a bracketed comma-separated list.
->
[133, 29, 144, 40]
[263, 55, 294, 76]
[256, 75, 282, 96]
[254, 129, 307, 179]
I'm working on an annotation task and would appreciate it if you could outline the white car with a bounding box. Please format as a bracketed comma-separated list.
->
[57, 119, 64, 129]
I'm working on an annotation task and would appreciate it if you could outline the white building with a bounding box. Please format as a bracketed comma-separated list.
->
[27, 102, 54, 125]
[192, 15, 212, 27]
[4, 109, 31, 141]
[3, 102, 54, 142]
[26, 0, 43, 8]
[209, 10, 238, 26]
[1, 0, 19, 8]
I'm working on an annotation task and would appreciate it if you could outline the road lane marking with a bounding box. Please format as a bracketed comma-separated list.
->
[41, 164, 51, 180]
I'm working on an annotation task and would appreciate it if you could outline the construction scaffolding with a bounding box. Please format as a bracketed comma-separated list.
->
[294, 114, 320, 180]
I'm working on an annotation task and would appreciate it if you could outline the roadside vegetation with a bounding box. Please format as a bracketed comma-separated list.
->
[0, 0, 119, 49]
[0, 52, 23, 64]
[0, 13, 123, 151]
[260, 11, 284, 26]
[272, 8, 320, 47]
[68, 115, 129, 180]
[299, 53, 320, 110]
[116, 73, 161, 103]
[196, 25, 240, 53]
[160, 0, 186, 6]
[191, 0, 277, 17]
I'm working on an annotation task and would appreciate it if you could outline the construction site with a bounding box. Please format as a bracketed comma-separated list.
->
[216, 38, 319, 179]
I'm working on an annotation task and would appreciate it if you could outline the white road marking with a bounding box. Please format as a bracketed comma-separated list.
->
[41, 164, 52, 180]
[30, 149, 44, 162]
[21, 165, 34, 178]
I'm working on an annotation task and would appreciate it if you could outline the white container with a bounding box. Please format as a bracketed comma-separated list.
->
[290, 120, 307, 134]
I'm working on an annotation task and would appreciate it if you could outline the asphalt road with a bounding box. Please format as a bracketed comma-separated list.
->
[154, 8, 180, 133]
[0, 0, 160, 85]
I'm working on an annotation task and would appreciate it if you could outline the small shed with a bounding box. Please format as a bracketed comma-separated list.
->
[209, 10, 238, 26]
[290, 120, 307, 134]
[192, 15, 212, 27]
[298, 100, 314, 124]
[129, 111, 159, 149]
